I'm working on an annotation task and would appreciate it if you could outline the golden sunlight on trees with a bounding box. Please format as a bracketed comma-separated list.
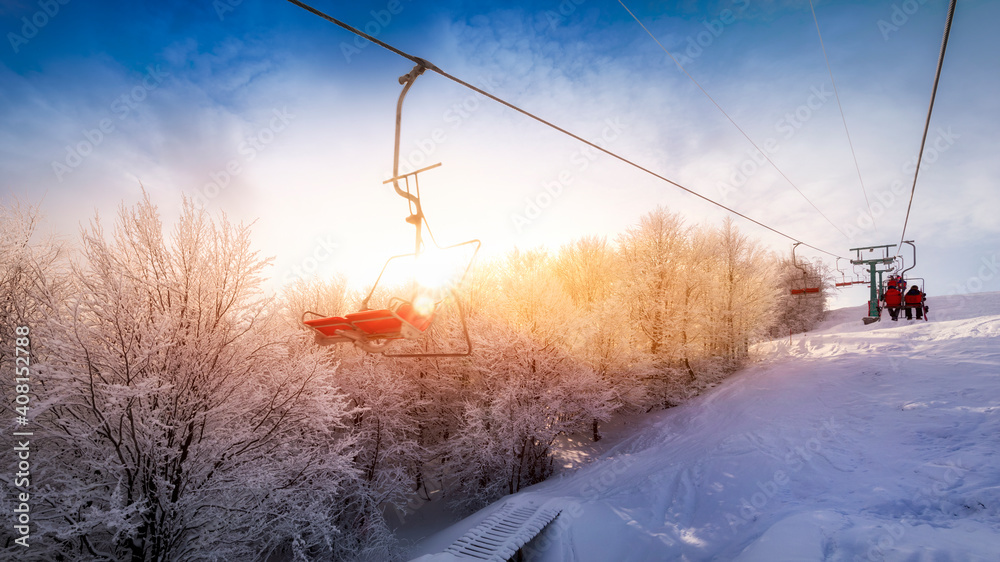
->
[618, 207, 690, 359]
[0, 195, 826, 561]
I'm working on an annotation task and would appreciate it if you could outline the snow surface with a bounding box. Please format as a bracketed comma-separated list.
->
[407, 292, 1000, 561]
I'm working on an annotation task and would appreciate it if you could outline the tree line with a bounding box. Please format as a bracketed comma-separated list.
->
[0, 195, 826, 560]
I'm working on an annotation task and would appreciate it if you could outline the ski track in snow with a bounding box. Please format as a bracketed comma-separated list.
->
[409, 292, 1000, 561]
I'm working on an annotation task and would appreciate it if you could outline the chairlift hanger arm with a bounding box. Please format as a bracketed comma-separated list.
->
[392, 62, 428, 205]
[901, 240, 917, 277]
[791, 242, 807, 274]
[392, 62, 430, 256]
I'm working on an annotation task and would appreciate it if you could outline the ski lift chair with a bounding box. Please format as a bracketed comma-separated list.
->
[790, 243, 822, 295]
[898, 277, 928, 321]
[303, 235, 480, 356]
[303, 62, 481, 357]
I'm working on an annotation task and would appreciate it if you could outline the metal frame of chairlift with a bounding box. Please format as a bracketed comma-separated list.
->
[834, 257, 868, 287]
[834, 258, 867, 288]
[854, 263, 870, 285]
[835, 258, 851, 288]
[302, 62, 481, 357]
[895, 240, 928, 320]
[790, 242, 822, 295]
[850, 244, 899, 324]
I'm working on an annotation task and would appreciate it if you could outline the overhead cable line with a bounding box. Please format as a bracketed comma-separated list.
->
[617, 0, 850, 240]
[897, 0, 957, 254]
[808, 0, 876, 232]
[282, 0, 847, 260]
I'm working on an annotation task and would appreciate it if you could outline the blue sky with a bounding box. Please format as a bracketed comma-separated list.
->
[2, 0, 998, 305]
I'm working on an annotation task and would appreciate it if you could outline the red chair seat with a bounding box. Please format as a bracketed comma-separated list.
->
[344, 309, 404, 336]
[304, 300, 436, 344]
[395, 302, 433, 332]
[303, 316, 354, 339]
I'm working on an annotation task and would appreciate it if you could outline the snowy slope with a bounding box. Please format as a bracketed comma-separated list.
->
[408, 292, 1000, 561]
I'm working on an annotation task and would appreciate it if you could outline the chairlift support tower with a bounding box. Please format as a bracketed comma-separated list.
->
[850, 244, 896, 324]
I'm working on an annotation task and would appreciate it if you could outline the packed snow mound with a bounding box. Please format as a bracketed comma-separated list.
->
[811, 290, 1000, 334]
[409, 292, 1000, 561]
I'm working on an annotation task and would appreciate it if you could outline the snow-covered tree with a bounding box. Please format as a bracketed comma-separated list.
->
[553, 236, 618, 310]
[769, 253, 828, 337]
[281, 274, 350, 334]
[21, 195, 372, 561]
[0, 189, 829, 559]
[0, 200, 65, 555]
[552, 236, 640, 436]
[617, 207, 690, 358]
[441, 317, 613, 512]
[614, 207, 700, 405]
[705, 217, 776, 362]
[489, 249, 578, 348]
[0, 199, 63, 353]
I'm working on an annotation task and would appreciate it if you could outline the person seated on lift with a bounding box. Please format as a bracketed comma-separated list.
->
[904, 284, 925, 320]
[884, 284, 902, 321]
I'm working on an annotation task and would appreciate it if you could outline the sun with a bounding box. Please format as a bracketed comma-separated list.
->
[413, 246, 463, 291]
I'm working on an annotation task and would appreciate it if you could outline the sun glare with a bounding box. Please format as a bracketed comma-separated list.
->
[413, 293, 437, 316]
[340, 244, 473, 313]
[413, 247, 463, 291]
